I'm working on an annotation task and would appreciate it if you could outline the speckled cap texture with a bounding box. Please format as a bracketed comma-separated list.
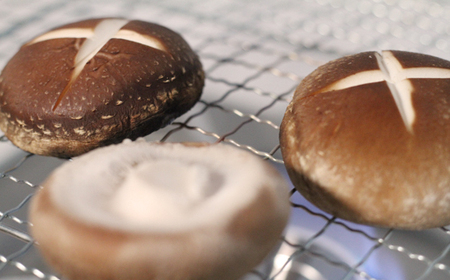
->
[0, 18, 204, 158]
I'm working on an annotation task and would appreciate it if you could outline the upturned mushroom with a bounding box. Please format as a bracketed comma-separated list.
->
[29, 140, 291, 280]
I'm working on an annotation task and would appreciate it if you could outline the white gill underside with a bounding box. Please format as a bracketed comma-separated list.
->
[28, 19, 167, 110]
[50, 141, 268, 233]
[319, 50, 450, 133]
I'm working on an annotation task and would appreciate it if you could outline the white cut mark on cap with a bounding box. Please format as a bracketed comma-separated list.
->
[375, 51, 415, 133]
[113, 29, 166, 53]
[28, 19, 167, 110]
[28, 29, 94, 44]
[318, 50, 450, 133]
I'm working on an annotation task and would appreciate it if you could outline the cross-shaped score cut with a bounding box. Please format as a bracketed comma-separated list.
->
[28, 19, 168, 110]
[316, 51, 450, 133]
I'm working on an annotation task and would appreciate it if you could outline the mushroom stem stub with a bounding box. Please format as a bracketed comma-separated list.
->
[110, 159, 219, 225]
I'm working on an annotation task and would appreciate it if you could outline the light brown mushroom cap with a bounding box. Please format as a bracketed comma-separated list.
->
[280, 50, 450, 230]
[29, 140, 291, 280]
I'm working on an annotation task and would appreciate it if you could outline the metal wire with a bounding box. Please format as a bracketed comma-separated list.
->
[1, 0, 450, 279]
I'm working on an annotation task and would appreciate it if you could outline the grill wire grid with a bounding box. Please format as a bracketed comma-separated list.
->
[1, 0, 450, 279]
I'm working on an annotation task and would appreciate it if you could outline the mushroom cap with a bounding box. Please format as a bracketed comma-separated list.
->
[0, 18, 204, 158]
[280, 50, 450, 229]
[29, 140, 291, 280]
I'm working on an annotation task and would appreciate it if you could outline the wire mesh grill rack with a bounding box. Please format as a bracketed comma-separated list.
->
[1, 0, 450, 279]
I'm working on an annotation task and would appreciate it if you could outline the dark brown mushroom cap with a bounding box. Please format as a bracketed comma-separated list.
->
[280, 50, 450, 229]
[0, 18, 204, 158]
